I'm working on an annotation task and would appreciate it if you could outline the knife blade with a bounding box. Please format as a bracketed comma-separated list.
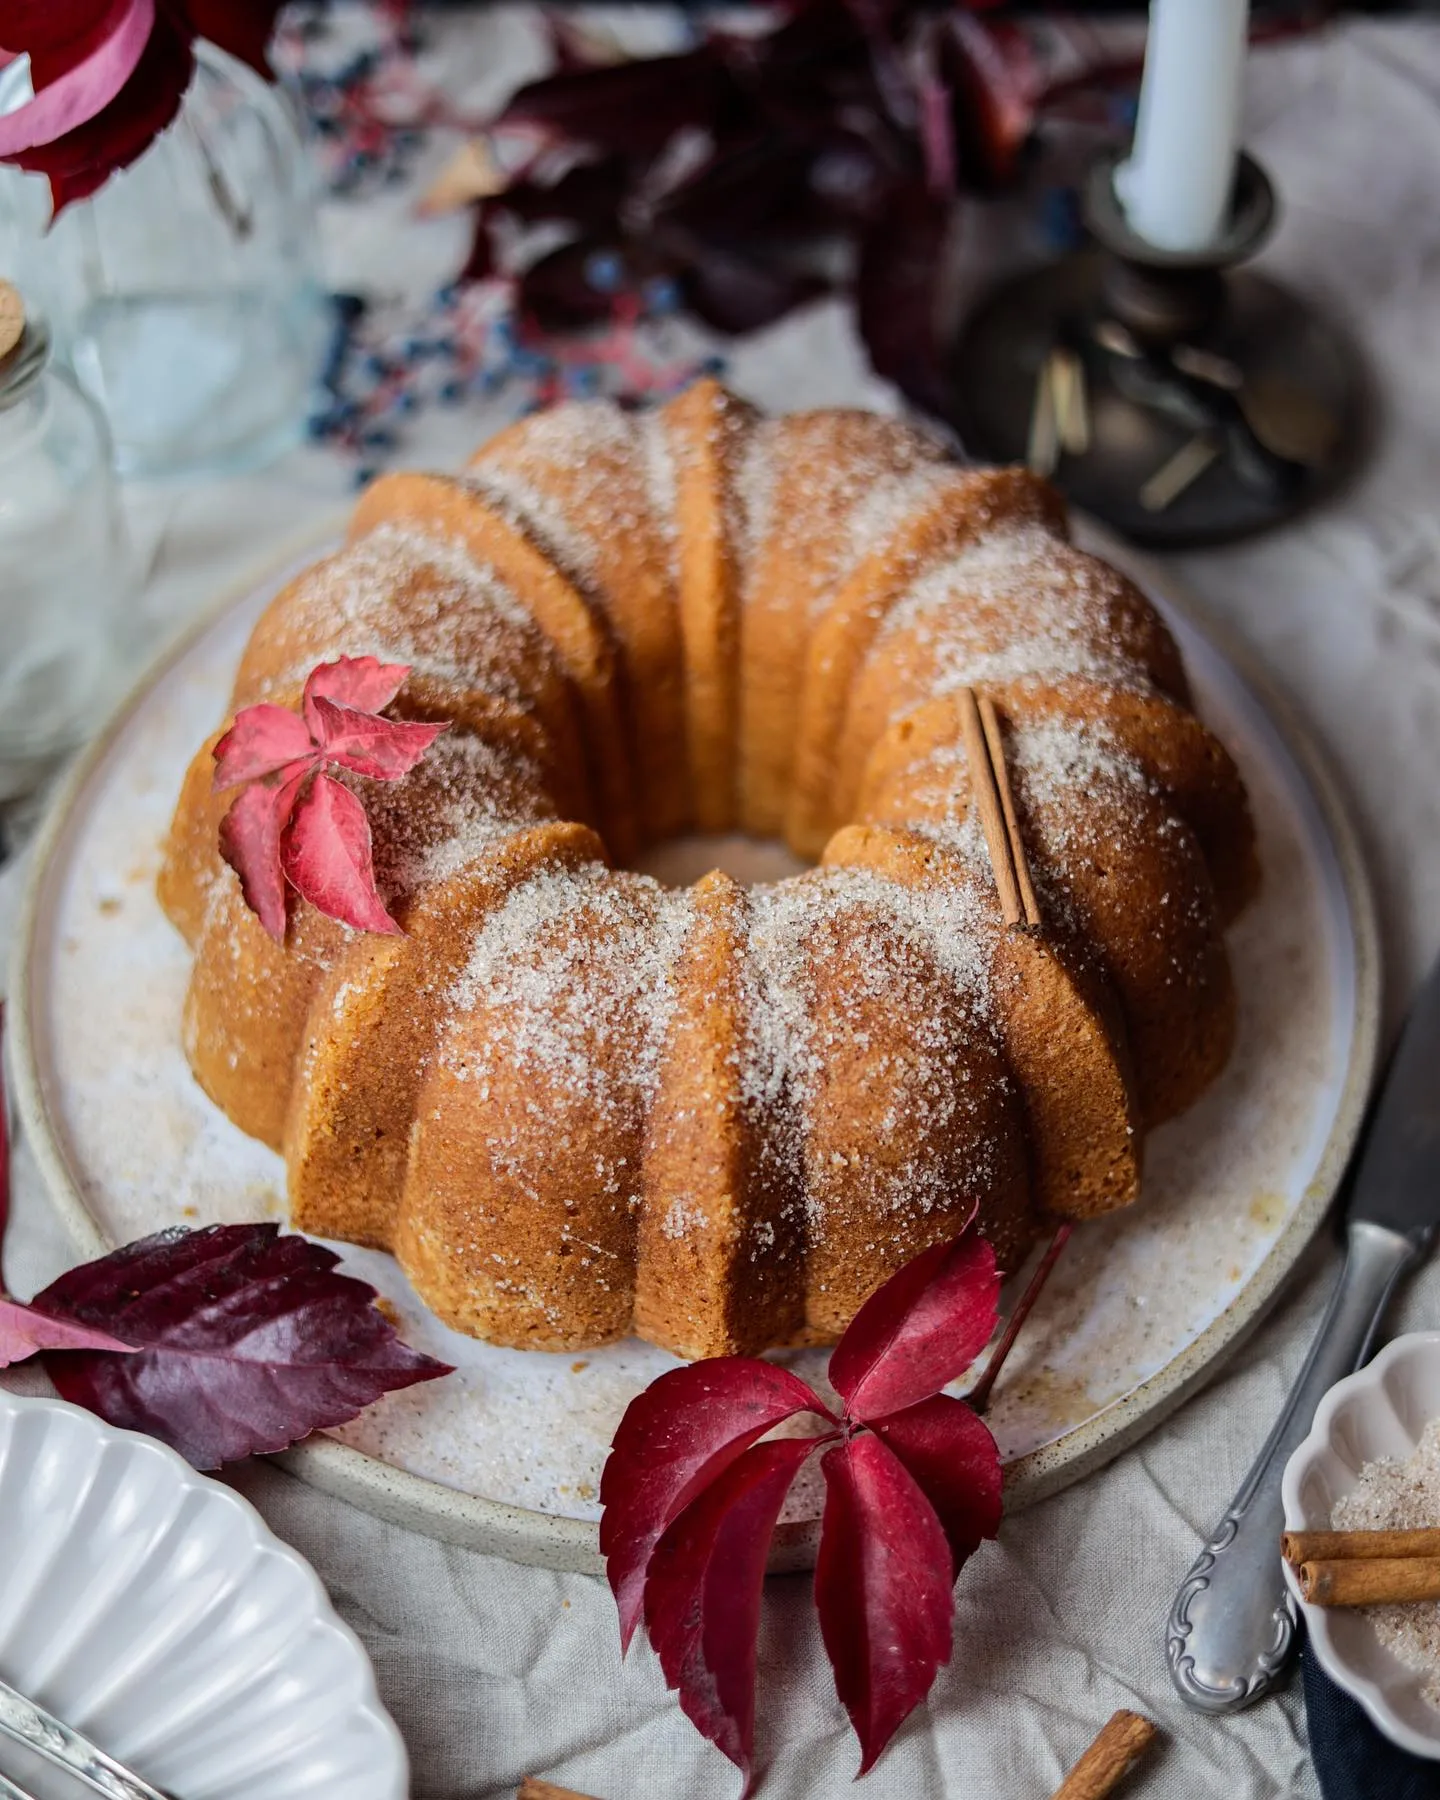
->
[1167, 949, 1440, 1713]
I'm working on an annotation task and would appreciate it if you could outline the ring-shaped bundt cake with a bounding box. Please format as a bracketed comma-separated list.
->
[159, 380, 1258, 1359]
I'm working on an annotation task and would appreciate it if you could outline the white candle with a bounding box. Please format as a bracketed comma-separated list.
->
[1115, 0, 1250, 254]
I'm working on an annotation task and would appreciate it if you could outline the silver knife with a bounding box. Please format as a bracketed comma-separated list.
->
[1167, 949, 1440, 1712]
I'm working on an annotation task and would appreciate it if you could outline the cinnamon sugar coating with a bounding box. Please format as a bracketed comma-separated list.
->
[158, 380, 1258, 1359]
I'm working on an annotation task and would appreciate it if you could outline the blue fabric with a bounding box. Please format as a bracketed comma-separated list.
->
[1303, 1640, 1440, 1798]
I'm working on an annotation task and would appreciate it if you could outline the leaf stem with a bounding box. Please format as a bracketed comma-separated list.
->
[966, 1221, 1073, 1414]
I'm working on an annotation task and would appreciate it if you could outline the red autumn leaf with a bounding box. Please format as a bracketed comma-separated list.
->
[828, 1231, 998, 1423]
[302, 653, 411, 734]
[307, 697, 447, 782]
[281, 772, 401, 936]
[645, 1436, 816, 1790]
[217, 766, 306, 942]
[31, 1224, 450, 1468]
[212, 701, 317, 791]
[600, 1357, 829, 1651]
[815, 1432, 955, 1775]
[0, 1297, 135, 1366]
[867, 1393, 1001, 1577]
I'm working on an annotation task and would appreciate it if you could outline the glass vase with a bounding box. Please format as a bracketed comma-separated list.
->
[0, 42, 329, 477]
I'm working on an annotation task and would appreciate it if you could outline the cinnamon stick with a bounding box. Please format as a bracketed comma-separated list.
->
[1283, 1528, 1440, 1566]
[1050, 1710, 1158, 1799]
[518, 1780, 601, 1800]
[1299, 1557, 1440, 1608]
[978, 693, 1041, 927]
[956, 686, 1023, 926]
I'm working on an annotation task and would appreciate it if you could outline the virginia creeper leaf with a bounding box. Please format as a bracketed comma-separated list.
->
[307, 697, 446, 781]
[868, 1393, 1001, 1576]
[217, 768, 306, 942]
[32, 1224, 450, 1467]
[815, 1432, 955, 1775]
[212, 702, 317, 791]
[281, 772, 401, 936]
[645, 1436, 815, 1790]
[302, 654, 411, 734]
[828, 1231, 998, 1422]
[0, 1297, 135, 1366]
[600, 1357, 829, 1651]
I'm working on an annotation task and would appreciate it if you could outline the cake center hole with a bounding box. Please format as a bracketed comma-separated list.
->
[631, 833, 811, 888]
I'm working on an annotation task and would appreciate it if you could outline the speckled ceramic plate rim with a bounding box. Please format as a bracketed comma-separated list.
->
[6, 513, 1381, 1574]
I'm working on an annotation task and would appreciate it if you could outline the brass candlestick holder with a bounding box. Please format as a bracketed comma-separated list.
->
[949, 152, 1365, 548]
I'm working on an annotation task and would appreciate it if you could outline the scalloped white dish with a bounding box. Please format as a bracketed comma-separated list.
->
[0, 1387, 407, 1798]
[1283, 1331, 1440, 1759]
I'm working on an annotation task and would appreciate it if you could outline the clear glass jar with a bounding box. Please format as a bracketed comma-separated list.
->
[0, 312, 133, 800]
[0, 42, 328, 478]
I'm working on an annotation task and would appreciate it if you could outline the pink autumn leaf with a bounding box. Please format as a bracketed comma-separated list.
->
[645, 1436, 816, 1790]
[868, 1393, 1002, 1577]
[827, 1231, 999, 1423]
[0, 1297, 135, 1366]
[32, 1224, 450, 1468]
[281, 772, 401, 936]
[302, 654, 411, 733]
[815, 1432, 956, 1776]
[212, 702, 318, 791]
[217, 768, 307, 942]
[308, 696, 447, 782]
[600, 1357, 829, 1651]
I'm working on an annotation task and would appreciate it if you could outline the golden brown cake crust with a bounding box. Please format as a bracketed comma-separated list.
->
[157, 381, 1258, 1359]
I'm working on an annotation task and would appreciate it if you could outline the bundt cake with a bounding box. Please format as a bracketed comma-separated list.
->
[158, 379, 1259, 1361]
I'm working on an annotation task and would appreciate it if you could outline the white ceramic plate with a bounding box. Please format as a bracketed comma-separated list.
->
[1283, 1331, 1440, 1758]
[7, 519, 1380, 1571]
[0, 1386, 406, 1797]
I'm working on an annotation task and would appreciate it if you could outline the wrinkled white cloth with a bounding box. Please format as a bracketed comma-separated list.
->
[6, 12, 1440, 1798]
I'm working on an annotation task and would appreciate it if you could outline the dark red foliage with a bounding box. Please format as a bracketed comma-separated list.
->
[645, 1437, 816, 1795]
[600, 1220, 1006, 1788]
[27, 1223, 451, 1468]
[0, 2, 284, 214]
[469, 0, 1067, 413]
[815, 1431, 958, 1773]
[599, 1357, 828, 1652]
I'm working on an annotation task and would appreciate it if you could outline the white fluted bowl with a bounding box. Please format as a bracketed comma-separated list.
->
[0, 1388, 407, 1796]
[1282, 1331, 1440, 1758]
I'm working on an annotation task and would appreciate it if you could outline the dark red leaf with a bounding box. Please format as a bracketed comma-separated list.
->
[212, 702, 316, 791]
[868, 1394, 1001, 1576]
[281, 772, 401, 937]
[10, 12, 193, 215]
[518, 238, 627, 333]
[33, 1224, 450, 1468]
[815, 1432, 955, 1775]
[301, 654, 410, 730]
[600, 1357, 829, 1651]
[495, 50, 737, 162]
[308, 697, 447, 781]
[0, 1297, 135, 1365]
[217, 768, 306, 943]
[855, 180, 956, 420]
[680, 240, 827, 337]
[941, 16, 1039, 193]
[645, 1436, 815, 1788]
[461, 200, 498, 284]
[828, 1231, 997, 1423]
[500, 157, 630, 232]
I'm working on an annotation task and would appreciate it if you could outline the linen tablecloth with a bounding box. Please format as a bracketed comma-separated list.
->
[6, 13, 1440, 1796]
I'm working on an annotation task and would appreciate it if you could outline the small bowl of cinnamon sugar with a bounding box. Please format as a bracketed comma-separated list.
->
[1283, 1330, 1440, 1757]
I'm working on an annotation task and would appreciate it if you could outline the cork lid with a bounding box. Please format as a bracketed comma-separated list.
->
[0, 282, 25, 369]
